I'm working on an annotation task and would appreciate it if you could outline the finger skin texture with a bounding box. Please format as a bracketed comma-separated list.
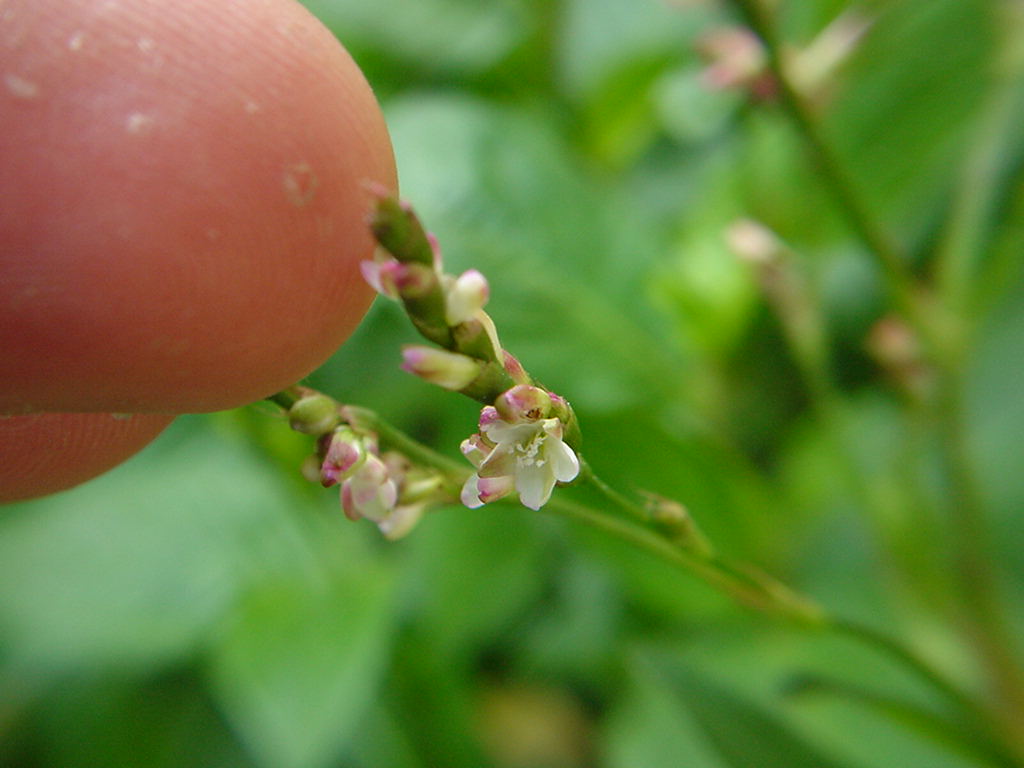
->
[0, 412, 174, 502]
[0, 0, 396, 413]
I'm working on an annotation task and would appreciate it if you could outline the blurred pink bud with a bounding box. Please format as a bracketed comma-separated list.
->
[360, 254, 403, 298]
[726, 218, 782, 265]
[697, 26, 770, 95]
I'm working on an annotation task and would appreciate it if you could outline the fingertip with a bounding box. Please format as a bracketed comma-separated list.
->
[0, 413, 175, 503]
[0, 0, 396, 413]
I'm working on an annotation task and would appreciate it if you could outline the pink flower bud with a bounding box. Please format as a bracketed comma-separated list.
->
[494, 385, 553, 423]
[502, 352, 531, 385]
[478, 405, 502, 431]
[320, 428, 365, 487]
[360, 255, 403, 298]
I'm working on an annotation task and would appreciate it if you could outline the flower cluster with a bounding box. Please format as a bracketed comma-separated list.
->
[364, 193, 582, 513]
[309, 425, 446, 540]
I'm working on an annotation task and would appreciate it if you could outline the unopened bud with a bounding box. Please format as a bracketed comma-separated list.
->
[288, 394, 340, 435]
[646, 495, 714, 556]
[369, 194, 435, 266]
[495, 385, 553, 423]
[377, 503, 427, 540]
[394, 262, 439, 299]
[697, 26, 767, 92]
[321, 427, 366, 487]
[726, 218, 782, 265]
[401, 346, 484, 391]
[445, 269, 490, 325]
[867, 315, 933, 401]
[502, 351, 531, 385]
[341, 453, 397, 523]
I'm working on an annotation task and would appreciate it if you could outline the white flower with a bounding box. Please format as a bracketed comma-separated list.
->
[461, 405, 580, 511]
[443, 269, 489, 325]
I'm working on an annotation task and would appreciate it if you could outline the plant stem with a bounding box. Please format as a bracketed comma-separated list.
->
[548, 488, 1023, 762]
[266, 385, 307, 411]
[829, 617, 986, 724]
[787, 671, 1022, 768]
[936, 374, 1024, 750]
[543, 494, 824, 625]
[729, 0, 938, 339]
[342, 405, 469, 478]
[576, 456, 648, 521]
[266, 391, 1016, 758]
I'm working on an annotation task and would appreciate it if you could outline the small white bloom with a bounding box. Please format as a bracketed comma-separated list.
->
[444, 269, 489, 325]
[461, 407, 579, 511]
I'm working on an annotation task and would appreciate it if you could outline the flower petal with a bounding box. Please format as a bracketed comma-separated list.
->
[477, 474, 515, 504]
[378, 503, 426, 540]
[483, 420, 539, 446]
[515, 463, 555, 511]
[548, 439, 580, 483]
[460, 474, 486, 508]
[460, 434, 492, 468]
[478, 445, 517, 478]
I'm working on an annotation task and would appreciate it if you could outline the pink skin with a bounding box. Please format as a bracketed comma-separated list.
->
[0, 0, 397, 501]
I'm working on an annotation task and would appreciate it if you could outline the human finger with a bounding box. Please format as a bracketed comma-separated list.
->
[0, 412, 174, 502]
[0, 0, 396, 414]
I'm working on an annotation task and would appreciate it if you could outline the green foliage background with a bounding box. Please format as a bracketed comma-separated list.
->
[3, 1, 1023, 766]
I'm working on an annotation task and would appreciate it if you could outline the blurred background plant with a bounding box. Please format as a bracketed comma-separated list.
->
[3, 0, 1024, 766]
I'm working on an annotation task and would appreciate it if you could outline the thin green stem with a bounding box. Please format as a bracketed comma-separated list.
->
[266, 389, 1014, 758]
[547, 491, 1022, 762]
[829, 617, 986, 723]
[266, 385, 307, 411]
[576, 456, 648, 521]
[731, 1, 904, 277]
[543, 494, 824, 624]
[342, 405, 469, 478]
[729, 0, 942, 346]
[936, 376, 1024, 745]
[788, 672, 1022, 768]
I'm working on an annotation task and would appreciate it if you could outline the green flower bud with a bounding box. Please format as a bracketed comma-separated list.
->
[288, 394, 340, 435]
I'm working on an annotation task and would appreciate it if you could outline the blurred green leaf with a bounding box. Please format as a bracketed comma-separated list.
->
[402, 505, 548, 661]
[559, 0, 709, 98]
[19, 671, 248, 768]
[206, 569, 396, 768]
[602, 651, 726, 768]
[828, 0, 993, 240]
[644, 650, 858, 768]
[0, 418, 295, 673]
[302, 0, 525, 75]
[968, 272, 1024, 578]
